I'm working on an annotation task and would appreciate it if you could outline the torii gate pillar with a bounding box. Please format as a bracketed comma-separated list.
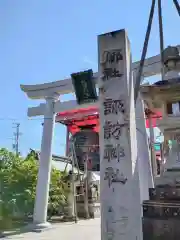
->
[33, 94, 59, 227]
[98, 29, 142, 240]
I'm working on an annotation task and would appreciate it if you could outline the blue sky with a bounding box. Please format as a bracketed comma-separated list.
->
[0, 0, 179, 156]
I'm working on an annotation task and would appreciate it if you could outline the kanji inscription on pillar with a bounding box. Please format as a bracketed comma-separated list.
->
[98, 29, 142, 240]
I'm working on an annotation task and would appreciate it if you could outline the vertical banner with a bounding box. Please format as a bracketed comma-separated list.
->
[98, 29, 142, 240]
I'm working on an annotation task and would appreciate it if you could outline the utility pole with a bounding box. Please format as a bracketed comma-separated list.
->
[13, 123, 21, 156]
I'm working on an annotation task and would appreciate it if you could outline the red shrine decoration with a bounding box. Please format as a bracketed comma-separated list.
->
[56, 107, 99, 134]
[145, 110, 162, 128]
[56, 107, 162, 133]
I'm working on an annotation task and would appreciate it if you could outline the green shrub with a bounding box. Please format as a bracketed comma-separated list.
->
[0, 148, 69, 230]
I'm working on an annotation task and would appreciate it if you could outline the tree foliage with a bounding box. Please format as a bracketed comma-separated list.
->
[0, 148, 69, 230]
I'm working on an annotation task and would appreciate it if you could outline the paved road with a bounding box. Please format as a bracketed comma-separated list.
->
[4, 219, 100, 240]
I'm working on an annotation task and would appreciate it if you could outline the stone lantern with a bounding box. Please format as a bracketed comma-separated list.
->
[141, 46, 180, 240]
[141, 45, 180, 186]
[141, 79, 180, 185]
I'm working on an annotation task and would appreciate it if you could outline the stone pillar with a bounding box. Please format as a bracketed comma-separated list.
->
[67, 182, 75, 217]
[163, 134, 180, 170]
[155, 70, 180, 186]
[98, 29, 142, 240]
[136, 94, 154, 202]
[33, 94, 58, 227]
[149, 116, 157, 180]
[164, 69, 180, 172]
[66, 127, 70, 156]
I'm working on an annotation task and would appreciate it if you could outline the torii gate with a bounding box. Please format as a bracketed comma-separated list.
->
[20, 30, 178, 239]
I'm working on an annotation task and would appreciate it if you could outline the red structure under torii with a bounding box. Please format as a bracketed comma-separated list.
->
[56, 107, 99, 135]
[56, 107, 162, 160]
[56, 106, 162, 133]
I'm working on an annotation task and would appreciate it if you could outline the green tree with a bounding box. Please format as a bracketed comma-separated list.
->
[0, 148, 69, 230]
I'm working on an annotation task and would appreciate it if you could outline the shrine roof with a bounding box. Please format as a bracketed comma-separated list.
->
[141, 77, 180, 94]
[56, 107, 99, 134]
[56, 105, 161, 133]
[56, 106, 98, 121]
[141, 79, 180, 109]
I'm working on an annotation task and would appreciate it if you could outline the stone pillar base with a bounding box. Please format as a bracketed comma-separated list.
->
[24, 222, 52, 232]
[155, 170, 180, 186]
[143, 178, 180, 239]
[143, 218, 180, 240]
[143, 190, 180, 239]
